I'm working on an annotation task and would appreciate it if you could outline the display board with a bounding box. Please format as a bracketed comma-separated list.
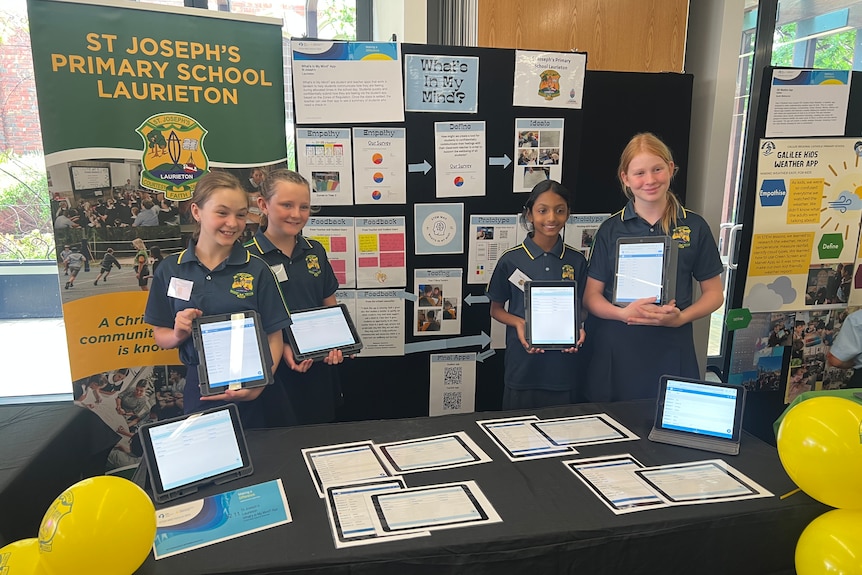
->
[290, 42, 694, 421]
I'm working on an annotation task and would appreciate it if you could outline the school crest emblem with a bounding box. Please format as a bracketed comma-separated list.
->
[672, 225, 692, 248]
[39, 490, 74, 552]
[538, 69, 561, 100]
[306, 255, 321, 277]
[136, 112, 209, 202]
[561, 264, 575, 280]
[230, 272, 255, 299]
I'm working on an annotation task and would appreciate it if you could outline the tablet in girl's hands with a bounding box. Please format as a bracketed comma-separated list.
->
[524, 280, 579, 349]
[286, 304, 363, 362]
[192, 310, 274, 396]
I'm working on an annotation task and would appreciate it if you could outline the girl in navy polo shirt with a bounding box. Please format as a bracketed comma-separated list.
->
[245, 169, 345, 425]
[486, 180, 587, 410]
[582, 133, 724, 402]
[144, 171, 293, 428]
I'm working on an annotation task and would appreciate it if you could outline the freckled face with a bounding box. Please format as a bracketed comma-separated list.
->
[621, 152, 673, 206]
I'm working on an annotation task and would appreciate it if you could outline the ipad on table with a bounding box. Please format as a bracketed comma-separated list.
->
[612, 236, 678, 306]
[192, 310, 274, 397]
[285, 304, 363, 362]
[648, 375, 747, 456]
[137, 403, 253, 503]
[524, 280, 579, 349]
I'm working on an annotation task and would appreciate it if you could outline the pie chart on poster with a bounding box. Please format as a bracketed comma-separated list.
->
[421, 211, 457, 247]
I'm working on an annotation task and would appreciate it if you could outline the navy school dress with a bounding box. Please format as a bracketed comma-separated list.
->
[486, 234, 588, 410]
[246, 231, 342, 425]
[582, 201, 723, 402]
[144, 240, 293, 429]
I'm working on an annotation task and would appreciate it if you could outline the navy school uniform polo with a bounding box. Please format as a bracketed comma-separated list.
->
[144, 240, 292, 427]
[486, 234, 587, 392]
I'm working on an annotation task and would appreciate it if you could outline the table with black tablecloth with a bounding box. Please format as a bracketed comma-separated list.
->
[0, 403, 120, 546]
[134, 400, 826, 575]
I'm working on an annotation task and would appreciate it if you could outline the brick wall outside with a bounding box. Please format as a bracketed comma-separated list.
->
[0, 28, 44, 154]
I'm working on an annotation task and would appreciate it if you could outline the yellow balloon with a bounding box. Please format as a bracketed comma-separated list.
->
[37, 476, 156, 575]
[0, 538, 47, 575]
[796, 509, 862, 575]
[777, 396, 862, 509]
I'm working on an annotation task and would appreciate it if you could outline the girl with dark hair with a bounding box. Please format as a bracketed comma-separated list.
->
[486, 180, 587, 410]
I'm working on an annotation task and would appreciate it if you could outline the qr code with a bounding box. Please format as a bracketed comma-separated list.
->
[443, 391, 462, 411]
[444, 366, 462, 386]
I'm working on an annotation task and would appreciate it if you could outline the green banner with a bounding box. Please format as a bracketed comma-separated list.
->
[28, 0, 286, 166]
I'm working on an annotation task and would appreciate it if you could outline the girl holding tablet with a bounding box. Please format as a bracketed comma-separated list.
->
[144, 171, 293, 428]
[582, 133, 723, 402]
[486, 180, 587, 410]
[245, 169, 345, 425]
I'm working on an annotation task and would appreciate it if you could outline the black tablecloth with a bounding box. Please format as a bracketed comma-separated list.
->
[0, 403, 119, 546]
[135, 401, 826, 575]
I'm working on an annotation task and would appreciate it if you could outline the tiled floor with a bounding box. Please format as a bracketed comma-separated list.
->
[0, 317, 73, 403]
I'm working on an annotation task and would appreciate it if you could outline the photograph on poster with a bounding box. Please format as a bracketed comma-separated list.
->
[805, 262, 854, 305]
[728, 312, 791, 392]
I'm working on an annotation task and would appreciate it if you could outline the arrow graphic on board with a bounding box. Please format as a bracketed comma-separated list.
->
[408, 160, 433, 174]
[476, 349, 496, 363]
[488, 154, 512, 169]
[464, 293, 490, 306]
[398, 290, 418, 302]
[404, 331, 491, 355]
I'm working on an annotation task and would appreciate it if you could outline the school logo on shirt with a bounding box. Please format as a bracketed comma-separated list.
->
[306, 254, 321, 277]
[561, 265, 575, 280]
[230, 272, 255, 299]
[136, 112, 209, 201]
[672, 225, 691, 248]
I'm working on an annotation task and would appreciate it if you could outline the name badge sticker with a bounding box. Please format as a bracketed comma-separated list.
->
[167, 277, 193, 301]
[508, 269, 532, 292]
[271, 263, 288, 283]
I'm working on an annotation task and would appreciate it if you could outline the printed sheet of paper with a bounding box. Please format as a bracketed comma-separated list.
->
[429, 352, 477, 416]
[477, 416, 573, 461]
[335, 289, 357, 323]
[352, 127, 407, 204]
[325, 477, 429, 548]
[305, 216, 356, 288]
[414, 268, 463, 336]
[513, 50, 586, 109]
[635, 460, 773, 505]
[743, 138, 862, 312]
[353, 289, 405, 357]
[302, 441, 393, 498]
[405, 54, 479, 113]
[563, 455, 668, 515]
[153, 479, 291, 559]
[291, 40, 404, 124]
[766, 69, 851, 137]
[296, 128, 354, 206]
[533, 414, 639, 447]
[366, 480, 501, 534]
[355, 216, 407, 288]
[513, 118, 564, 193]
[415, 203, 464, 255]
[375, 431, 490, 473]
[434, 121, 486, 197]
[565, 214, 609, 260]
[468, 214, 520, 285]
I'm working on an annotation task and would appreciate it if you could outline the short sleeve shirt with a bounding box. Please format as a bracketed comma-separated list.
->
[830, 310, 862, 369]
[144, 240, 292, 366]
[587, 200, 723, 310]
[486, 235, 587, 391]
[245, 231, 339, 311]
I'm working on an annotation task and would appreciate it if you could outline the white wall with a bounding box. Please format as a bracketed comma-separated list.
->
[373, 0, 426, 43]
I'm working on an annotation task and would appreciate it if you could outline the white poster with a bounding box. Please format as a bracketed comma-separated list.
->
[429, 353, 477, 417]
[352, 127, 407, 204]
[355, 217, 407, 289]
[304, 217, 356, 289]
[513, 50, 586, 109]
[415, 269, 463, 336]
[564, 214, 610, 260]
[434, 121, 486, 198]
[335, 289, 357, 320]
[765, 69, 851, 138]
[514, 118, 564, 193]
[296, 128, 354, 206]
[414, 203, 464, 255]
[468, 215, 520, 285]
[290, 40, 405, 124]
[355, 290, 405, 357]
[743, 138, 862, 312]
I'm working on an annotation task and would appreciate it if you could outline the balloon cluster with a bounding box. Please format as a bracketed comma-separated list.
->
[776, 396, 862, 574]
[0, 476, 156, 575]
